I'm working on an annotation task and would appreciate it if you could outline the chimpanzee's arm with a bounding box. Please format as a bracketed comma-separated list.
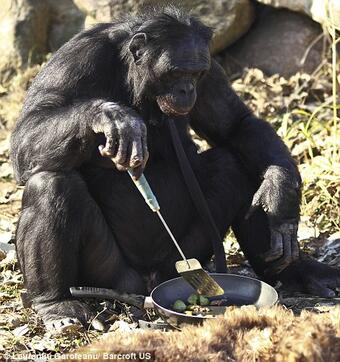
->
[11, 99, 147, 185]
[191, 60, 301, 273]
[191, 60, 300, 185]
[10, 25, 148, 185]
[11, 99, 103, 184]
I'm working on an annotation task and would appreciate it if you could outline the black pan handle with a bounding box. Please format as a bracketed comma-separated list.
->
[70, 286, 146, 309]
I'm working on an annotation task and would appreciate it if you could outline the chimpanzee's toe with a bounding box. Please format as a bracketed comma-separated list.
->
[33, 299, 101, 333]
[45, 318, 84, 334]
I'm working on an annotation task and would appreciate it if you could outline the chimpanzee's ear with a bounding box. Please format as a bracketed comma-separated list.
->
[129, 33, 147, 62]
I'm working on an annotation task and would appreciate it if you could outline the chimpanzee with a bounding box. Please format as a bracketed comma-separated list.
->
[10, 7, 340, 330]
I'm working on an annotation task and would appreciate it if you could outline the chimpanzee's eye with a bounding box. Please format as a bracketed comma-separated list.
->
[162, 70, 182, 82]
[195, 71, 204, 79]
[171, 70, 183, 79]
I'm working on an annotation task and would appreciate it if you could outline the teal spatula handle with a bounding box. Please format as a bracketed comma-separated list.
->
[127, 170, 160, 212]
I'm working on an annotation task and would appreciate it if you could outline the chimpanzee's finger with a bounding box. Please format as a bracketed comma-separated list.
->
[98, 143, 117, 158]
[262, 230, 283, 262]
[129, 140, 149, 180]
[98, 144, 106, 156]
[264, 228, 294, 275]
[140, 123, 148, 161]
[282, 228, 293, 264]
[324, 276, 340, 291]
[130, 165, 143, 180]
[277, 229, 293, 273]
[291, 224, 300, 260]
[141, 136, 149, 168]
[100, 130, 119, 157]
[129, 139, 143, 168]
[113, 137, 130, 167]
[131, 131, 149, 180]
[305, 278, 335, 297]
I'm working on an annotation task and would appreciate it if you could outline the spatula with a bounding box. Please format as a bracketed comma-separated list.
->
[128, 170, 224, 297]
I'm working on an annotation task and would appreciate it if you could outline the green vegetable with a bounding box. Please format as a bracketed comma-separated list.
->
[198, 295, 209, 306]
[187, 294, 198, 305]
[173, 300, 186, 312]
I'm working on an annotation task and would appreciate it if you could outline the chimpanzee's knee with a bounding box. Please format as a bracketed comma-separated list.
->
[21, 170, 88, 208]
[16, 171, 94, 302]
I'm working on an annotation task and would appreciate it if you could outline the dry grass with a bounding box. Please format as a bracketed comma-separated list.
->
[0, 65, 41, 130]
[232, 61, 339, 234]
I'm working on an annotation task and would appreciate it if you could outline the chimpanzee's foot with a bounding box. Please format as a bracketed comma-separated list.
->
[45, 318, 83, 333]
[33, 299, 103, 333]
[277, 254, 340, 297]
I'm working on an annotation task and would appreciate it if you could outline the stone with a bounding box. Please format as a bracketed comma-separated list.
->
[318, 233, 340, 267]
[0, 249, 17, 267]
[13, 324, 30, 337]
[0, 1, 84, 82]
[256, 0, 340, 28]
[47, 0, 85, 52]
[73, 0, 255, 54]
[0, 0, 49, 82]
[0, 233, 14, 245]
[223, 5, 323, 77]
[109, 320, 137, 332]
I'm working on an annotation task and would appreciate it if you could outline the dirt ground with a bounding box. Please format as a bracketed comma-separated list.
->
[0, 62, 339, 360]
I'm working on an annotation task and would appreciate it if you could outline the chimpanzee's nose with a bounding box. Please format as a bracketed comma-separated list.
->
[179, 83, 194, 96]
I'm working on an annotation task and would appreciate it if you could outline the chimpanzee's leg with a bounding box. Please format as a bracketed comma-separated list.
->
[198, 147, 275, 276]
[157, 146, 272, 282]
[16, 171, 146, 330]
[197, 147, 284, 281]
[158, 146, 340, 296]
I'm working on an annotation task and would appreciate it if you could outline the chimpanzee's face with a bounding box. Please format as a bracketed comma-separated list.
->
[153, 39, 210, 116]
[128, 31, 211, 115]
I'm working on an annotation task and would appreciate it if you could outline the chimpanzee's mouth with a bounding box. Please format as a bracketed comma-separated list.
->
[157, 97, 190, 117]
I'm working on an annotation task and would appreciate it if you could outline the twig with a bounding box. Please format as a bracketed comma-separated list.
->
[300, 33, 324, 66]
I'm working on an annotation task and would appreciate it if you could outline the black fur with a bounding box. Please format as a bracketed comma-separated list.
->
[10, 7, 340, 326]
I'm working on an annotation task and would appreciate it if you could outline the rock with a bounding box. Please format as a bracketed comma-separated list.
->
[223, 5, 323, 77]
[47, 0, 85, 52]
[73, 0, 255, 54]
[0, 233, 14, 245]
[318, 232, 340, 267]
[8, 315, 23, 329]
[109, 320, 137, 332]
[0, 136, 10, 157]
[297, 222, 319, 241]
[0, 1, 84, 82]
[0, 0, 49, 82]
[256, 0, 340, 29]
[0, 218, 15, 233]
[0, 241, 15, 254]
[0, 249, 17, 267]
[0, 249, 6, 261]
[327, 232, 340, 243]
[0, 162, 13, 179]
[13, 324, 30, 337]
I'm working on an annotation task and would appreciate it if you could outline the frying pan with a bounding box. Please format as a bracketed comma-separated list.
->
[148, 273, 278, 327]
[71, 273, 278, 328]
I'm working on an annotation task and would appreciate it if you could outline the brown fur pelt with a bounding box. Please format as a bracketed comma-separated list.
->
[64, 305, 340, 362]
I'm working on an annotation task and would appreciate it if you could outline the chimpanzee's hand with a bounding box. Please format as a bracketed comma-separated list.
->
[92, 102, 149, 179]
[246, 165, 301, 274]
